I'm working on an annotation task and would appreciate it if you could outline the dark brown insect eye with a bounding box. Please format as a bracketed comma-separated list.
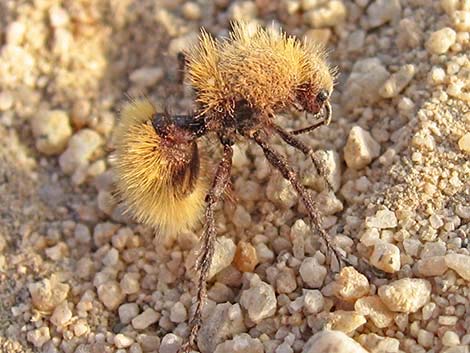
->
[316, 89, 329, 103]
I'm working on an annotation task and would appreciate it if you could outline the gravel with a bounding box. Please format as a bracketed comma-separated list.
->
[2, 1, 470, 353]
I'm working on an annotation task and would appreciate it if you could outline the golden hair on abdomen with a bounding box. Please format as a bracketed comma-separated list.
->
[112, 99, 209, 235]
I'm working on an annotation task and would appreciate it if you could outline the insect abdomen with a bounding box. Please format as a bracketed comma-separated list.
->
[113, 99, 209, 235]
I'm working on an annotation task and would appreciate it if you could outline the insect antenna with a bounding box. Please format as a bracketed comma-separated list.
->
[290, 101, 332, 135]
[180, 143, 234, 353]
[251, 130, 350, 269]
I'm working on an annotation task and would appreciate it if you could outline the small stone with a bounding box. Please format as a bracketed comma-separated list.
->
[356, 333, 400, 353]
[347, 30, 366, 52]
[27, 327, 50, 348]
[458, 133, 470, 153]
[208, 237, 236, 279]
[28, 277, 70, 313]
[233, 205, 252, 228]
[456, 203, 470, 219]
[31, 110, 72, 155]
[354, 296, 395, 328]
[132, 308, 160, 330]
[417, 329, 434, 348]
[199, 303, 246, 353]
[360, 228, 380, 246]
[303, 289, 324, 314]
[379, 65, 415, 98]
[168, 32, 199, 57]
[114, 334, 134, 349]
[129, 67, 164, 87]
[453, 10, 470, 31]
[303, 330, 369, 353]
[304, 1, 347, 28]
[442, 331, 460, 346]
[0, 91, 13, 111]
[327, 311, 366, 333]
[344, 126, 381, 170]
[366, 0, 401, 28]
[233, 241, 259, 273]
[73, 320, 89, 337]
[6, 21, 26, 45]
[304, 29, 332, 46]
[426, 27, 457, 54]
[49, 5, 70, 27]
[120, 272, 140, 295]
[369, 241, 401, 273]
[160, 333, 181, 353]
[276, 267, 297, 294]
[342, 58, 389, 110]
[97, 281, 125, 310]
[103, 247, 119, 267]
[50, 301, 72, 327]
[445, 254, 470, 281]
[74, 224, 91, 244]
[214, 333, 264, 353]
[299, 257, 327, 288]
[59, 129, 103, 174]
[170, 302, 187, 323]
[255, 243, 275, 264]
[366, 209, 398, 229]
[378, 278, 431, 313]
[228, 1, 258, 21]
[335, 267, 370, 302]
[240, 275, 277, 323]
[397, 18, 422, 49]
[119, 303, 139, 324]
[276, 342, 294, 353]
[182, 2, 201, 20]
[45, 242, 68, 261]
[137, 334, 161, 352]
[416, 256, 448, 277]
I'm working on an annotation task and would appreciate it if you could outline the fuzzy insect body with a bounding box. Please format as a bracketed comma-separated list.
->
[113, 99, 209, 235]
[113, 21, 346, 353]
[187, 22, 335, 133]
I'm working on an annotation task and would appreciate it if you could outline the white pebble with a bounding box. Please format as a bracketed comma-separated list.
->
[6, 21, 26, 45]
[365, 209, 397, 229]
[59, 129, 103, 174]
[214, 333, 264, 353]
[370, 241, 401, 273]
[27, 327, 50, 348]
[458, 133, 470, 153]
[169, 302, 187, 323]
[50, 301, 72, 327]
[49, 5, 70, 27]
[299, 257, 327, 288]
[0, 91, 13, 111]
[129, 67, 164, 87]
[426, 27, 457, 54]
[379, 65, 415, 98]
[366, 0, 401, 28]
[442, 331, 460, 346]
[303, 330, 369, 353]
[304, 1, 347, 28]
[132, 308, 160, 330]
[114, 334, 134, 349]
[120, 272, 140, 295]
[344, 126, 381, 170]
[303, 289, 324, 314]
[160, 333, 182, 353]
[97, 281, 125, 310]
[240, 275, 277, 323]
[31, 110, 72, 156]
[445, 253, 470, 281]
[378, 278, 431, 313]
[119, 303, 139, 324]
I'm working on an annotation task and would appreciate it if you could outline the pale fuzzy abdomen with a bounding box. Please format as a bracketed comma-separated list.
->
[112, 99, 209, 236]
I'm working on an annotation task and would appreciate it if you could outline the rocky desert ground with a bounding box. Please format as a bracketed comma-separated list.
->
[0, 0, 469, 353]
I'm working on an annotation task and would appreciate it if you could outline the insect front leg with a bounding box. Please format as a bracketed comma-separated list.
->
[181, 143, 233, 353]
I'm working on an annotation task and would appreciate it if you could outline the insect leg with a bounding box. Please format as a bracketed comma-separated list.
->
[181, 143, 233, 353]
[252, 130, 349, 269]
[272, 123, 334, 191]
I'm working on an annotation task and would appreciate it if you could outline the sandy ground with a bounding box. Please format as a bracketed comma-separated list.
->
[0, 1, 469, 353]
